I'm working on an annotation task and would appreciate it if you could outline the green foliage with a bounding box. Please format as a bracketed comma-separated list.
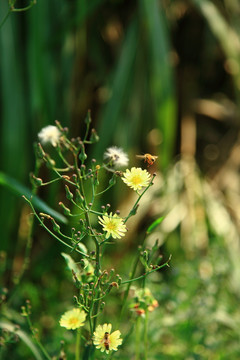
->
[1, 0, 240, 358]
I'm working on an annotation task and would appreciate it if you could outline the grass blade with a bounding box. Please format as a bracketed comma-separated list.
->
[0, 172, 67, 224]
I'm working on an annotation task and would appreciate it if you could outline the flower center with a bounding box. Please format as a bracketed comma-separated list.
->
[107, 222, 117, 231]
[131, 175, 141, 185]
[69, 317, 78, 326]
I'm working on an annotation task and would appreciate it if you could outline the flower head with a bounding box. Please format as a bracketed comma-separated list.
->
[93, 323, 122, 354]
[122, 167, 151, 191]
[59, 308, 86, 330]
[104, 146, 129, 168]
[38, 125, 61, 147]
[130, 287, 158, 316]
[98, 212, 127, 239]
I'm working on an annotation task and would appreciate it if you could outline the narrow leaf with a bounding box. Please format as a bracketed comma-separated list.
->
[0, 321, 43, 360]
[0, 172, 67, 224]
[146, 216, 164, 234]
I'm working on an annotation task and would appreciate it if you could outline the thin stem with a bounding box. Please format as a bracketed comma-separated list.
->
[72, 153, 102, 337]
[121, 256, 171, 285]
[23, 196, 90, 258]
[56, 146, 73, 168]
[124, 175, 156, 224]
[144, 309, 149, 360]
[135, 316, 141, 360]
[73, 154, 101, 274]
[40, 177, 62, 186]
[95, 182, 115, 196]
[11, 0, 36, 12]
[25, 314, 52, 360]
[117, 253, 139, 327]
[76, 328, 81, 360]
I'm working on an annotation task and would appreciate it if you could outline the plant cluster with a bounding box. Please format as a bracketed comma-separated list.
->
[19, 113, 169, 359]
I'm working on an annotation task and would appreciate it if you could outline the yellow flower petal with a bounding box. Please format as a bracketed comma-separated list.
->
[98, 213, 127, 239]
[59, 308, 86, 330]
[122, 167, 151, 191]
[93, 323, 122, 354]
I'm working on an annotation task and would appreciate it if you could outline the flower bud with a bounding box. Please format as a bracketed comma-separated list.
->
[90, 128, 99, 143]
[59, 202, 71, 215]
[65, 185, 73, 200]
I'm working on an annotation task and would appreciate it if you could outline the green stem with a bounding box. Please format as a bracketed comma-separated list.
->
[95, 182, 115, 196]
[76, 328, 81, 360]
[52, 167, 76, 186]
[121, 257, 171, 285]
[11, 0, 36, 12]
[56, 146, 72, 168]
[23, 197, 90, 258]
[135, 316, 141, 360]
[73, 154, 101, 274]
[117, 253, 139, 327]
[73, 153, 102, 336]
[144, 309, 149, 360]
[26, 314, 52, 360]
[124, 175, 156, 224]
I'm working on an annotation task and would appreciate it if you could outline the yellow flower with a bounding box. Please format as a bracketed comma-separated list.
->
[122, 167, 151, 191]
[59, 308, 86, 330]
[98, 212, 127, 239]
[93, 323, 122, 354]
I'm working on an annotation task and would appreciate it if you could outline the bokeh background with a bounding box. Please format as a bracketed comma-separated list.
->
[1, 0, 240, 359]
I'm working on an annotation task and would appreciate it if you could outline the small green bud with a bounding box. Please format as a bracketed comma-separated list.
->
[72, 271, 82, 288]
[65, 185, 73, 200]
[110, 268, 115, 277]
[130, 204, 139, 216]
[99, 302, 105, 311]
[79, 143, 87, 163]
[116, 274, 122, 286]
[30, 173, 43, 186]
[50, 218, 61, 232]
[90, 128, 99, 143]
[59, 202, 71, 215]
[21, 306, 28, 317]
[78, 294, 84, 303]
[85, 110, 92, 125]
[75, 189, 84, 204]
[36, 143, 46, 159]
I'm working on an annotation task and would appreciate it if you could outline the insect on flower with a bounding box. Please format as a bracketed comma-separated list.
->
[136, 153, 158, 166]
[104, 332, 110, 351]
[93, 323, 122, 354]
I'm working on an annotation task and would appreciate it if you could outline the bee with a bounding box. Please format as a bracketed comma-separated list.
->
[136, 153, 158, 166]
[103, 332, 110, 351]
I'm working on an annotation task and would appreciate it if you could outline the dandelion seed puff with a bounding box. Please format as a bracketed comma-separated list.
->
[104, 146, 129, 168]
[38, 125, 61, 147]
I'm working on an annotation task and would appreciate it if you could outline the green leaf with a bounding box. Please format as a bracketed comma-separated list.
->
[191, 0, 240, 100]
[0, 172, 67, 224]
[146, 216, 164, 234]
[0, 321, 43, 360]
[140, 0, 177, 169]
[61, 252, 81, 279]
[93, 18, 138, 158]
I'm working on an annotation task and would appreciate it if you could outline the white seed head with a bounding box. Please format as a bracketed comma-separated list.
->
[38, 125, 61, 147]
[104, 146, 129, 168]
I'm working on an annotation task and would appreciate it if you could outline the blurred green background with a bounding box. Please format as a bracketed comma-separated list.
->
[1, 0, 240, 359]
